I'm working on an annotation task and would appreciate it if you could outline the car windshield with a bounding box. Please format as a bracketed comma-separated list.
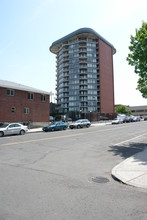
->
[75, 120, 81, 123]
[0, 124, 9, 128]
[49, 122, 57, 126]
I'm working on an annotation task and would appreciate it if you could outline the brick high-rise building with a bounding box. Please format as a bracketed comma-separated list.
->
[50, 28, 116, 117]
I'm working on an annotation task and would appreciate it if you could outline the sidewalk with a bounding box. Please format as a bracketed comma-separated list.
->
[112, 148, 147, 189]
[28, 127, 42, 133]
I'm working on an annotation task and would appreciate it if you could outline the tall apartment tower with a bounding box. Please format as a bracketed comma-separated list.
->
[50, 28, 116, 115]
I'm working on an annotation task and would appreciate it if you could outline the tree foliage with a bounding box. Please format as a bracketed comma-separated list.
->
[115, 105, 131, 115]
[126, 21, 147, 98]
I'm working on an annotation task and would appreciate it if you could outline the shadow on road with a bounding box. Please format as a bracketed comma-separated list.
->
[108, 142, 147, 164]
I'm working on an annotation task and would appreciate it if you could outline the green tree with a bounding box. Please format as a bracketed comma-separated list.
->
[115, 105, 131, 115]
[126, 21, 147, 98]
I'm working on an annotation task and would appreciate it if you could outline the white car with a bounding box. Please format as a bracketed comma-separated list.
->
[0, 123, 28, 137]
[112, 118, 123, 124]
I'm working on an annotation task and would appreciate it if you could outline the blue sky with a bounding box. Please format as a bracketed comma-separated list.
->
[0, 0, 147, 106]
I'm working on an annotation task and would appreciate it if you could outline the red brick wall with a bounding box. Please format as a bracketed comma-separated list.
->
[99, 38, 115, 114]
[0, 87, 50, 123]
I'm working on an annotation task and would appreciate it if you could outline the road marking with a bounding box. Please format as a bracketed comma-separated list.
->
[114, 132, 147, 146]
[1, 125, 138, 146]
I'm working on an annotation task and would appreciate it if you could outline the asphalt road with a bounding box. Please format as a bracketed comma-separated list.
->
[0, 121, 147, 220]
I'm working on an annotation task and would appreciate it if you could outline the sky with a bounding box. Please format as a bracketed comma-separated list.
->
[0, 0, 147, 106]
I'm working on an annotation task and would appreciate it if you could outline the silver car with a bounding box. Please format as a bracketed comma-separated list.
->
[0, 123, 28, 137]
[112, 118, 123, 124]
[69, 119, 91, 129]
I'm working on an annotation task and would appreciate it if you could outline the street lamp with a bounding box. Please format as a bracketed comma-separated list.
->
[50, 91, 54, 103]
[79, 109, 82, 119]
[90, 111, 92, 122]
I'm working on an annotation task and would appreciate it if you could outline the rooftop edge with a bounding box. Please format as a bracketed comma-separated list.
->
[50, 27, 116, 54]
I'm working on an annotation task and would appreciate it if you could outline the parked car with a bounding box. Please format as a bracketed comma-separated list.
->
[144, 115, 147, 121]
[125, 116, 132, 123]
[0, 123, 4, 127]
[69, 119, 91, 129]
[100, 116, 109, 120]
[132, 116, 140, 122]
[66, 117, 72, 122]
[117, 114, 127, 123]
[112, 118, 123, 124]
[42, 122, 68, 132]
[0, 123, 28, 137]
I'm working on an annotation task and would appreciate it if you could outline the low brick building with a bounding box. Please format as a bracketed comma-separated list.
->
[0, 80, 50, 127]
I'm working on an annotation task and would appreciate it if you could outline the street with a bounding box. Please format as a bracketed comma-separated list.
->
[0, 121, 147, 220]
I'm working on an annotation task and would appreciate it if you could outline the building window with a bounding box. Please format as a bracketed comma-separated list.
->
[7, 89, 14, 96]
[24, 108, 29, 114]
[11, 107, 16, 113]
[28, 93, 34, 100]
[41, 94, 46, 102]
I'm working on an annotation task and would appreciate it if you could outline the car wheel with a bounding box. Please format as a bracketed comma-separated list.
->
[77, 125, 80, 129]
[51, 128, 54, 131]
[86, 124, 90, 128]
[63, 127, 66, 130]
[20, 130, 25, 135]
[0, 131, 4, 137]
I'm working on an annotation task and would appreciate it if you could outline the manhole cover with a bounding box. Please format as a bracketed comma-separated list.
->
[91, 176, 109, 184]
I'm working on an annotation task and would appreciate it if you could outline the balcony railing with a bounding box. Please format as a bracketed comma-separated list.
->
[79, 49, 87, 53]
[79, 65, 87, 68]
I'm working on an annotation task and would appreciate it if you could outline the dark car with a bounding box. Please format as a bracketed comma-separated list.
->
[144, 115, 147, 121]
[42, 122, 68, 132]
[100, 116, 109, 120]
[0, 123, 4, 127]
[125, 116, 132, 123]
[69, 119, 91, 129]
[132, 116, 141, 122]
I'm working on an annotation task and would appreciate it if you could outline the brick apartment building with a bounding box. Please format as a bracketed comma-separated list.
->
[0, 80, 50, 127]
[50, 28, 116, 119]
